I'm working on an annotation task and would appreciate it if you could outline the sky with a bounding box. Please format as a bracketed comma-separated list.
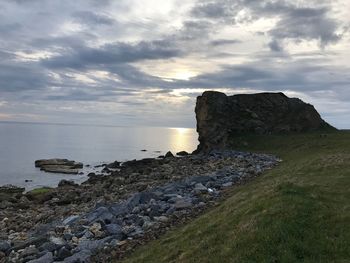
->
[0, 0, 349, 128]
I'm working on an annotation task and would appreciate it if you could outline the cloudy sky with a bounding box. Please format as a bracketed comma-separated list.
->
[0, 0, 349, 128]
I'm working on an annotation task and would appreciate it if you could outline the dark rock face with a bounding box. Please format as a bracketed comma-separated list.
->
[195, 91, 335, 152]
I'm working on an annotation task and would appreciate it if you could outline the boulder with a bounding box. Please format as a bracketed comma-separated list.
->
[165, 151, 174, 158]
[176, 151, 189, 156]
[195, 91, 336, 152]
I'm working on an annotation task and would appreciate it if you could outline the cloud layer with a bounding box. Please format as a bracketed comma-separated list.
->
[0, 0, 349, 128]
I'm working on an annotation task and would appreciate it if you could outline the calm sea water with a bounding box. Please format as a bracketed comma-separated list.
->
[0, 122, 198, 190]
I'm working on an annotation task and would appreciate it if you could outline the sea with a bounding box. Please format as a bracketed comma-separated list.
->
[0, 122, 198, 190]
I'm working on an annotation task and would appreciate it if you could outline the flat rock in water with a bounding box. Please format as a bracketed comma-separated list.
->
[34, 159, 83, 174]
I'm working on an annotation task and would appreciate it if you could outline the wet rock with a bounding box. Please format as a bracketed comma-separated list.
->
[165, 151, 174, 158]
[58, 180, 78, 187]
[35, 159, 83, 174]
[107, 160, 121, 169]
[176, 151, 189, 156]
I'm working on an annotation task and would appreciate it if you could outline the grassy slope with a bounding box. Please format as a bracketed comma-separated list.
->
[121, 131, 350, 263]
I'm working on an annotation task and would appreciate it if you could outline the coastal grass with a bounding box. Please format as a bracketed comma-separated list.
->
[27, 187, 53, 195]
[121, 131, 350, 263]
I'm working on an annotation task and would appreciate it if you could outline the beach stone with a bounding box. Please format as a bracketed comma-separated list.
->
[49, 236, 65, 246]
[57, 246, 72, 260]
[194, 183, 207, 193]
[63, 215, 80, 226]
[105, 224, 123, 237]
[0, 240, 10, 252]
[222, 182, 233, 188]
[39, 242, 58, 252]
[174, 199, 192, 210]
[21, 246, 39, 257]
[63, 249, 90, 263]
[27, 252, 53, 263]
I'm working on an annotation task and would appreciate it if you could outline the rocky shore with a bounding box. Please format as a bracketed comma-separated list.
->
[0, 151, 280, 263]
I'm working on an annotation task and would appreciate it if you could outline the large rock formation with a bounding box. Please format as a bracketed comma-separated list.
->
[195, 91, 335, 152]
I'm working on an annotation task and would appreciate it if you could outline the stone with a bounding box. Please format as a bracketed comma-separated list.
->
[83, 231, 94, 239]
[0, 184, 25, 195]
[154, 216, 169, 223]
[176, 151, 189, 156]
[58, 180, 78, 187]
[62, 215, 80, 226]
[27, 252, 53, 263]
[165, 151, 174, 158]
[194, 183, 207, 192]
[39, 242, 58, 252]
[174, 199, 192, 210]
[62, 249, 91, 263]
[57, 246, 72, 260]
[0, 240, 10, 252]
[195, 91, 336, 152]
[106, 160, 121, 169]
[35, 159, 83, 174]
[49, 236, 65, 246]
[106, 224, 124, 240]
[63, 233, 73, 241]
[222, 182, 233, 188]
[21, 246, 39, 257]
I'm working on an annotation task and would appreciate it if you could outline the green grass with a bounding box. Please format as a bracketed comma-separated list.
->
[121, 131, 350, 263]
[27, 187, 52, 195]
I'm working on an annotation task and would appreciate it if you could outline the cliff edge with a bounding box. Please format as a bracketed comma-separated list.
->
[195, 91, 336, 152]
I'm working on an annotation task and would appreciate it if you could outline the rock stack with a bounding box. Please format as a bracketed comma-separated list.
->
[195, 91, 335, 152]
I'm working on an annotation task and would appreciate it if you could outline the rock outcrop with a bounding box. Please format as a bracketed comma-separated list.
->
[35, 159, 83, 174]
[195, 91, 335, 152]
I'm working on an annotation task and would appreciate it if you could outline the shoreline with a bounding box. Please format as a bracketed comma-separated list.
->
[0, 150, 280, 262]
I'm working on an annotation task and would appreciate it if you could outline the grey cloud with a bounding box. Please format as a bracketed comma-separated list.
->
[73, 11, 116, 26]
[190, 0, 342, 48]
[268, 40, 284, 52]
[42, 41, 181, 69]
[0, 63, 51, 92]
[210, 39, 241, 46]
[269, 7, 340, 46]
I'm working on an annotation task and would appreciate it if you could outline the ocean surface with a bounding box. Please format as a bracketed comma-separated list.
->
[0, 122, 198, 190]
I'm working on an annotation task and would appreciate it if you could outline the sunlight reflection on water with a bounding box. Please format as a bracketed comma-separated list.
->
[0, 122, 199, 189]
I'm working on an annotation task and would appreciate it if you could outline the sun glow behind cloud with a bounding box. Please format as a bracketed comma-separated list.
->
[0, 0, 349, 128]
